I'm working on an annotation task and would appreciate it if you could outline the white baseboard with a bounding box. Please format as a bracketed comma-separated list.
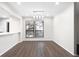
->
[23, 38, 52, 41]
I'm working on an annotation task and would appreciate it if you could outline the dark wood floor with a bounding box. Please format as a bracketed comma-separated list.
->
[1, 41, 73, 57]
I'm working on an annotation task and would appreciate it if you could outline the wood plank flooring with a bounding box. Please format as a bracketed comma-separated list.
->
[1, 41, 73, 57]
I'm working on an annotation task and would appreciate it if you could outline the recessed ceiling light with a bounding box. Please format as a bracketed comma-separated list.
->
[55, 2, 60, 5]
[17, 2, 21, 5]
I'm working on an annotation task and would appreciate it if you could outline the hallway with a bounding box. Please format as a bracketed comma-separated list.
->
[1, 41, 73, 57]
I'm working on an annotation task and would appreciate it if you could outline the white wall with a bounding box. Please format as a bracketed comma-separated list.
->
[0, 20, 6, 32]
[9, 17, 20, 33]
[44, 17, 53, 39]
[51, 3, 74, 55]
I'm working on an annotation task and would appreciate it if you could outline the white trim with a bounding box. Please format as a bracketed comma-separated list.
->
[23, 38, 52, 41]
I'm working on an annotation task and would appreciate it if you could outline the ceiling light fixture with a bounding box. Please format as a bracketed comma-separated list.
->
[55, 2, 60, 5]
[17, 2, 21, 5]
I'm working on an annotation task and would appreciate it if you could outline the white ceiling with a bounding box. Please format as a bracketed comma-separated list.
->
[1, 2, 73, 17]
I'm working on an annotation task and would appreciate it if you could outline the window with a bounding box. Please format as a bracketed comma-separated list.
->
[25, 20, 44, 38]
